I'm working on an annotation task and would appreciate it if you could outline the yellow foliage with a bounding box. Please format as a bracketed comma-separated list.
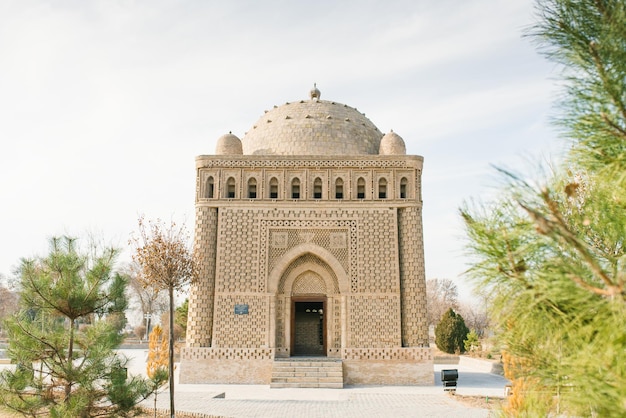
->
[501, 350, 553, 416]
[147, 325, 168, 379]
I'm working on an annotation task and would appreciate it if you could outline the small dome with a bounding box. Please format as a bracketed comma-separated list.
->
[215, 132, 243, 155]
[379, 130, 406, 155]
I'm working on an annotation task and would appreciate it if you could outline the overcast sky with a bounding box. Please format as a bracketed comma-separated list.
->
[0, 0, 563, 301]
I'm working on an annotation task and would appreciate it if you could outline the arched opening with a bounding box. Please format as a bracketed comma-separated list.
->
[205, 176, 214, 198]
[357, 177, 366, 199]
[335, 178, 343, 199]
[269, 177, 279, 199]
[400, 177, 408, 199]
[378, 178, 387, 199]
[291, 178, 300, 199]
[313, 177, 323, 199]
[248, 177, 257, 199]
[226, 177, 236, 198]
[292, 297, 326, 356]
[270, 246, 348, 359]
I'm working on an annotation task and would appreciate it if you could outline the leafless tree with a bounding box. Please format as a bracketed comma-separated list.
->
[0, 274, 19, 335]
[130, 216, 198, 418]
[426, 278, 459, 327]
[458, 300, 490, 338]
[122, 262, 168, 337]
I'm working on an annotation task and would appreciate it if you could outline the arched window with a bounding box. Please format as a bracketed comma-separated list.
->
[335, 178, 344, 199]
[357, 177, 366, 199]
[378, 178, 387, 199]
[205, 176, 214, 198]
[400, 177, 408, 199]
[291, 178, 300, 199]
[269, 177, 279, 199]
[248, 178, 257, 199]
[226, 177, 236, 198]
[313, 177, 323, 199]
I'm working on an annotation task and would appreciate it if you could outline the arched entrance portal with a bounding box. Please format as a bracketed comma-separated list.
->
[291, 272, 327, 356]
[272, 252, 343, 358]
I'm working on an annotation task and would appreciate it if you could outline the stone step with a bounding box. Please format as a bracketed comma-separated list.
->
[273, 362, 342, 368]
[271, 370, 343, 377]
[270, 359, 344, 389]
[275, 365, 341, 370]
[270, 382, 343, 389]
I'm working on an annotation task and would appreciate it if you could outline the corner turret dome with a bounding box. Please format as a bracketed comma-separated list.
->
[379, 130, 406, 155]
[215, 132, 243, 155]
[242, 85, 383, 156]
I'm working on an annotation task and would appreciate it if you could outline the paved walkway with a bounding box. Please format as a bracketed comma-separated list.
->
[118, 350, 509, 418]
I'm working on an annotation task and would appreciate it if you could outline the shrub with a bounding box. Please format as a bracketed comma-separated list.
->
[435, 308, 469, 354]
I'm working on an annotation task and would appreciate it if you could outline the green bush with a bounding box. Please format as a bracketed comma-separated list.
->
[435, 308, 469, 354]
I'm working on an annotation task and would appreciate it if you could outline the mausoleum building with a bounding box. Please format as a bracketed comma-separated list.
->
[180, 86, 432, 387]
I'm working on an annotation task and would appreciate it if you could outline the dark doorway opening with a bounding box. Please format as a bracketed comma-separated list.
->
[292, 300, 326, 356]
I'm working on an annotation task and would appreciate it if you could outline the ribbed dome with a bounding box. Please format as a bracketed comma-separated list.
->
[379, 130, 406, 155]
[242, 88, 383, 156]
[215, 132, 243, 155]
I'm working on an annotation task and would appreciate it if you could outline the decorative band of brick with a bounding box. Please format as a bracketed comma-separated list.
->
[342, 347, 432, 361]
[197, 157, 421, 169]
[181, 347, 275, 361]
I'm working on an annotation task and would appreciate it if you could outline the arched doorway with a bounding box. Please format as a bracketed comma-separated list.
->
[292, 297, 326, 356]
[291, 271, 327, 356]
[271, 251, 344, 358]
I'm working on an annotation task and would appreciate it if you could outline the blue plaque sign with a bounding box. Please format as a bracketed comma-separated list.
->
[234, 304, 249, 315]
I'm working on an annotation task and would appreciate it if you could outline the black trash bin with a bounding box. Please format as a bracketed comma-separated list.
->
[441, 369, 458, 391]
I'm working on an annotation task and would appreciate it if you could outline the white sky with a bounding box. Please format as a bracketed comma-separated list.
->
[0, 0, 563, 301]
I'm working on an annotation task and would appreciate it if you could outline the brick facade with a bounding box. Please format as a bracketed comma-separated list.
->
[180, 92, 432, 385]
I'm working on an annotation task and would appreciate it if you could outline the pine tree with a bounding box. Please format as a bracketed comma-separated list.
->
[434, 308, 469, 354]
[461, 1, 626, 415]
[175, 298, 189, 338]
[463, 329, 481, 355]
[0, 236, 152, 417]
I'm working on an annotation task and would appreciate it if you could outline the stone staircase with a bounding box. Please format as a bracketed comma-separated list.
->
[270, 358, 343, 388]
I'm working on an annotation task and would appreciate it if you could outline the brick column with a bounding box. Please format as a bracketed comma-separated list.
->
[186, 206, 218, 347]
[397, 206, 429, 347]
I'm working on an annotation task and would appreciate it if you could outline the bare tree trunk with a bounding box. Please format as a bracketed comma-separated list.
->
[169, 285, 175, 418]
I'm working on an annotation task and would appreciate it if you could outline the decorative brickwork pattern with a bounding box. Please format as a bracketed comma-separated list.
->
[212, 295, 268, 348]
[260, 210, 399, 294]
[331, 297, 342, 350]
[186, 206, 218, 347]
[355, 209, 399, 293]
[398, 207, 429, 346]
[197, 160, 422, 203]
[217, 209, 259, 293]
[342, 347, 432, 361]
[275, 297, 285, 350]
[277, 254, 339, 294]
[197, 156, 421, 169]
[261, 219, 356, 292]
[182, 347, 274, 360]
[348, 295, 401, 348]
[292, 272, 326, 294]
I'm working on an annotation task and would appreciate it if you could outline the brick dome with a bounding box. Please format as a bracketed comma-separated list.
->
[379, 130, 406, 155]
[242, 87, 383, 156]
[215, 132, 243, 155]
